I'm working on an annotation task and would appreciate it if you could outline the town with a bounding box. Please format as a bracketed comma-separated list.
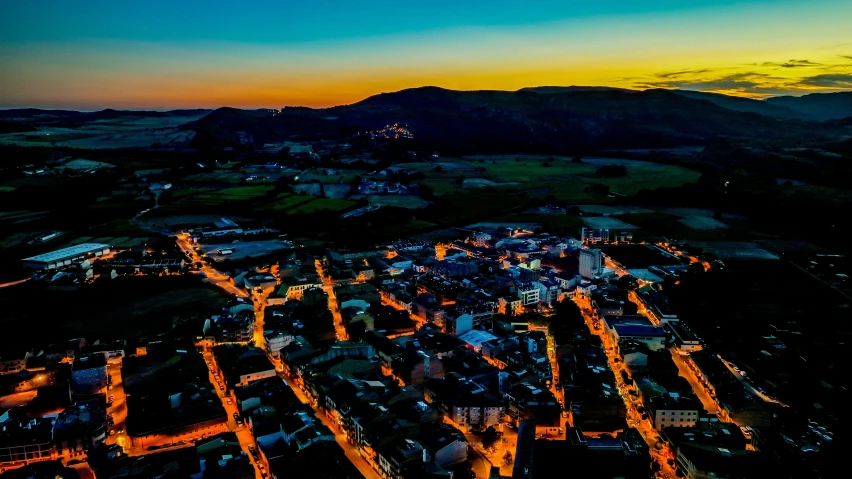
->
[2, 220, 833, 479]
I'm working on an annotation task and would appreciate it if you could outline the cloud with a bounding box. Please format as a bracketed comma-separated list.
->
[654, 68, 712, 79]
[761, 59, 821, 68]
[797, 73, 852, 88]
[629, 57, 852, 97]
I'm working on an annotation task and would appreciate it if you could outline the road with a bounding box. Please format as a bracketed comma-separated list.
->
[719, 357, 786, 406]
[176, 233, 248, 298]
[168, 237, 379, 478]
[0, 277, 30, 289]
[130, 190, 171, 236]
[278, 371, 381, 479]
[105, 360, 130, 451]
[669, 352, 719, 414]
[574, 296, 675, 479]
[314, 259, 348, 341]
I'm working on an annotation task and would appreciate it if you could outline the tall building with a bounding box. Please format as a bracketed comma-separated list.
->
[579, 249, 603, 279]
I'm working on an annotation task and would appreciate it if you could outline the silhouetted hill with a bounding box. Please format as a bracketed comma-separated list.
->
[519, 86, 631, 94]
[189, 86, 848, 152]
[670, 90, 800, 119]
[765, 92, 852, 120]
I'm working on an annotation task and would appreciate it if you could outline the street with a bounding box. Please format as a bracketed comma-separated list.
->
[574, 295, 675, 479]
[314, 259, 348, 341]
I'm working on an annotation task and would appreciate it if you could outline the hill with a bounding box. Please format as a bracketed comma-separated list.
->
[670, 90, 800, 119]
[189, 86, 849, 152]
[765, 92, 852, 121]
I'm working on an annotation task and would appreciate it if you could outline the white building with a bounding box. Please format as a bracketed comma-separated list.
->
[579, 248, 603, 279]
[516, 283, 540, 305]
[23, 243, 111, 270]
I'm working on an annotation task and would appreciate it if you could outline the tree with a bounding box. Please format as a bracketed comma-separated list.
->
[571, 156, 584, 163]
[481, 426, 498, 452]
[434, 165, 443, 173]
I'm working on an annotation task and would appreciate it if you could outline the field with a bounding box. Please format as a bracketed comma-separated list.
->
[598, 244, 682, 268]
[366, 195, 432, 209]
[689, 241, 779, 260]
[259, 193, 315, 211]
[151, 185, 275, 215]
[583, 216, 639, 230]
[0, 276, 231, 345]
[257, 194, 355, 214]
[408, 156, 700, 215]
[183, 170, 246, 184]
[287, 198, 356, 214]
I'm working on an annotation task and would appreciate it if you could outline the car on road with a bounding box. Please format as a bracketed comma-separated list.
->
[226, 399, 232, 405]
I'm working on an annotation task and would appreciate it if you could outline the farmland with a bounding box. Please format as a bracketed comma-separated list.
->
[411, 155, 701, 207]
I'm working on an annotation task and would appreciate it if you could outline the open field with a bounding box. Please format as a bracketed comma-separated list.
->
[0, 276, 231, 345]
[258, 193, 315, 211]
[0, 114, 205, 149]
[287, 198, 356, 214]
[412, 156, 700, 205]
[583, 216, 639, 230]
[183, 170, 246, 184]
[366, 195, 432, 209]
[679, 216, 729, 230]
[689, 241, 779, 260]
[151, 185, 275, 216]
[598, 244, 682, 268]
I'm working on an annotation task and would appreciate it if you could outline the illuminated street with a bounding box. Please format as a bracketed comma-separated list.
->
[315, 259, 348, 341]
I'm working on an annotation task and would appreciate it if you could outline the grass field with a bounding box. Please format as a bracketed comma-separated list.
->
[287, 198, 356, 214]
[259, 193, 315, 211]
[485, 213, 584, 236]
[156, 185, 275, 213]
[366, 195, 432, 209]
[0, 276, 231, 344]
[414, 156, 700, 205]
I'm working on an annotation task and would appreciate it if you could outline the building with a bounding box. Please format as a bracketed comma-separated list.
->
[0, 417, 55, 463]
[649, 392, 701, 431]
[22, 243, 111, 270]
[581, 227, 609, 244]
[71, 354, 107, 395]
[579, 248, 603, 279]
[604, 316, 667, 351]
[516, 283, 540, 306]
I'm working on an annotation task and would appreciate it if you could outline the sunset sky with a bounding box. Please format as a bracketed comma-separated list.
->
[1, 0, 851, 109]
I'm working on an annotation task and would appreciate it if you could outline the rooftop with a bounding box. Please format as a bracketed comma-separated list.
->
[23, 243, 110, 263]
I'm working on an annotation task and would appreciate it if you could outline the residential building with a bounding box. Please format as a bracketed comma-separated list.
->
[579, 248, 603, 279]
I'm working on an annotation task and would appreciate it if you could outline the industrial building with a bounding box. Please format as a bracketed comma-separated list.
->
[22, 243, 111, 270]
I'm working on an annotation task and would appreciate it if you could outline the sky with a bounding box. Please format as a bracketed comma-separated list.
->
[1, 0, 851, 109]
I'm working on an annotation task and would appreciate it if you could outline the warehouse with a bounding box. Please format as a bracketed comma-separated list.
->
[22, 243, 111, 270]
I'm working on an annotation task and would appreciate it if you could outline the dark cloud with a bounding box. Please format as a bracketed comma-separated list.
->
[797, 73, 852, 88]
[762, 59, 821, 68]
[654, 68, 712, 79]
[634, 71, 793, 96]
